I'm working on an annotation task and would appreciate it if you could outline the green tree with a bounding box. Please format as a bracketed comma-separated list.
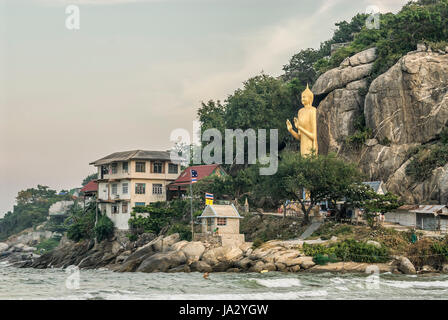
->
[0, 185, 67, 240]
[267, 151, 363, 224]
[344, 183, 402, 227]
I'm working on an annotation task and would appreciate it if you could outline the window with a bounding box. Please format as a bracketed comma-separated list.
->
[152, 184, 163, 195]
[153, 162, 163, 173]
[111, 183, 118, 195]
[136, 162, 146, 173]
[168, 163, 178, 174]
[122, 203, 128, 214]
[217, 218, 227, 226]
[135, 202, 145, 207]
[101, 165, 109, 175]
[135, 183, 146, 194]
[111, 163, 118, 174]
[122, 183, 128, 194]
[112, 204, 119, 214]
[122, 162, 129, 172]
[100, 204, 106, 214]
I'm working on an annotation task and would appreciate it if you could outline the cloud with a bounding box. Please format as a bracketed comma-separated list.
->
[34, 0, 166, 6]
[180, 0, 340, 103]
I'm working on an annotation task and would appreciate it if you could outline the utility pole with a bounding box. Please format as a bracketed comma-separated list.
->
[190, 169, 198, 240]
[190, 179, 193, 239]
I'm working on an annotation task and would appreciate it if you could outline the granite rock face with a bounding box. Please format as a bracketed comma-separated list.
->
[364, 51, 448, 145]
[313, 48, 376, 96]
[315, 48, 376, 154]
[314, 48, 448, 204]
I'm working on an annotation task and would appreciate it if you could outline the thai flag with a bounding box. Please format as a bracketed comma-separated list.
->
[205, 193, 214, 200]
[191, 169, 198, 183]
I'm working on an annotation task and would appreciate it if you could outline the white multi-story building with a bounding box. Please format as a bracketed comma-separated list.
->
[90, 150, 181, 230]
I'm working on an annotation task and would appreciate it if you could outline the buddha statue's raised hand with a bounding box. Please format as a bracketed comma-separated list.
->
[286, 119, 293, 132]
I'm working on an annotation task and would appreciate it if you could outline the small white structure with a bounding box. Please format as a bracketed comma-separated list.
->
[385, 205, 448, 232]
[196, 204, 245, 247]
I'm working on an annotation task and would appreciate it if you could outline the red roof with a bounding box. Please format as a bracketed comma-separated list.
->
[169, 164, 221, 188]
[80, 180, 98, 193]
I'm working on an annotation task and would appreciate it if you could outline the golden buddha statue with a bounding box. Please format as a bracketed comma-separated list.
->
[286, 84, 318, 156]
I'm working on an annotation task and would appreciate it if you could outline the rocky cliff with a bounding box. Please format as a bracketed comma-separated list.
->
[314, 45, 448, 204]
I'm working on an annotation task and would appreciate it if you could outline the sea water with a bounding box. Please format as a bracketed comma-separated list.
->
[1, 262, 447, 300]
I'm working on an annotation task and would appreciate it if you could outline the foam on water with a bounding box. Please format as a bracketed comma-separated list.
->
[253, 278, 302, 288]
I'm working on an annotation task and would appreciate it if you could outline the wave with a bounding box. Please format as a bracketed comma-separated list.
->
[252, 278, 303, 288]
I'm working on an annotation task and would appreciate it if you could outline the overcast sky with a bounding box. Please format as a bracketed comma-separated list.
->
[0, 0, 406, 216]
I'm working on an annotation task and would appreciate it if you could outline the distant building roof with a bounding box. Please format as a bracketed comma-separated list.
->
[81, 180, 98, 193]
[410, 205, 448, 215]
[199, 204, 242, 219]
[397, 204, 420, 211]
[362, 181, 386, 194]
[168, 164, 224, 188]
[90, 150, 182, 166]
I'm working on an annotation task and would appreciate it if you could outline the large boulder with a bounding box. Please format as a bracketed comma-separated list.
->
[118, 257, 144, 272]
[366, 240, 381, 249]
[189, 261, 212, 273]
[181, 242, 206, 263]
[171, 240, 189, 251]
[313, 63, 374, 96]
[223, 247, 243, 261]
[248, 261, 265, 273]
[168, 264, 190, 273]
[235, 257, 252, 270]
[201, 246, 242, 265]
[397, 256, 416, 275]
[123, 236, 162, 263]
[442, 264, 448, 274]
[153, 234, 180, 252]
[299, 257, 316, 270]
[137, 250, 186, 273]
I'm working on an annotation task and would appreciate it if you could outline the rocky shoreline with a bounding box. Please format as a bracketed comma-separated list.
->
[2, 233, 447, 276]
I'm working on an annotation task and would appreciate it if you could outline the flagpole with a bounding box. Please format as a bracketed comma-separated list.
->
[190, 170, 194, 240]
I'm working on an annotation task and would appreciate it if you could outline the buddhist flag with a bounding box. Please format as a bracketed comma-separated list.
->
[205, 193, 214, 205]
[191, 169, 198, 183]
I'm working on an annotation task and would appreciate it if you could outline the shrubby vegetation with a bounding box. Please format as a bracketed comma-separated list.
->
[303, 239, 390, 263]
[406, 126, 448, 181]
[408, 237, 448, 268]
[65, 203, 96, 242]
[35, 237, 61, 255]
[94, 214, 115, 242]
[128, 200, 202, 241]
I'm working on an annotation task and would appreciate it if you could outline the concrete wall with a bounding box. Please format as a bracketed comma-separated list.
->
[385, 211, 416, 227]
[440, 217, 448, 232]
[101, 202, 132, 230]
[200, 217, 240, 235]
